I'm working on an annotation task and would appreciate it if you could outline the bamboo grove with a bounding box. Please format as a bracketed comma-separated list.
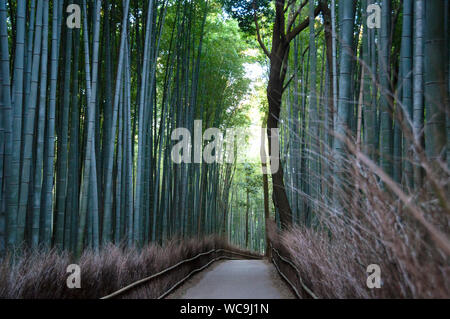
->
[0, 0, 254, 256]
[0, 0, 449, 271]
[224, 0, 449, 226]
[276, 0, 449, 228]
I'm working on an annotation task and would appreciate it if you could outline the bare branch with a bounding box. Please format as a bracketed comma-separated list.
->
[284, 0, 296, 13]
[286, 4, 321, 43]
[286, 0, 308, 33]
[282, 26, 322, 92]
[253, 1, 271, 57]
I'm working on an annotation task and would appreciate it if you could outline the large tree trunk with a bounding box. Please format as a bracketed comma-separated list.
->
[267, 47, 293, 228]
[261, 0, 321, 228]
[266, 0, 291, 228]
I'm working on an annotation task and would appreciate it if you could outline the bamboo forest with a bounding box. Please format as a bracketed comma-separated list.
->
[0, 0, 448, 300]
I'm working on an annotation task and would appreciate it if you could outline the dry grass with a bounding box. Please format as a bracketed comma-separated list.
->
[0, 236, 260, 299]
[269, 136, 450, 298]
[273, 219, 448, 298]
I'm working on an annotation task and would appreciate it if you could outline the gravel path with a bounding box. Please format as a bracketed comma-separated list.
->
[169, 259, 295, 299]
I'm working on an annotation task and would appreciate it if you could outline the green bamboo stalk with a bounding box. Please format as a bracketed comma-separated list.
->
[124, 39, 134, 247]
[401, 0, 413, 188]
[0, 0, 13, 253]
[363, 0, 376, 159]
[379, 0, 393, 177]
[7, 0, 26, 250]
[76, 0, 101, 256]
[32, 0, 49, 248]
[23, 0, 37, 139]
[102, 0, 130, 245]
[308, 0, 318, 220]
[17, 0, 43, 244]
[101, 0, 113, 188]
[134, 0, 154, 246]
[424, 0, 447, 163]
[56, 7, 73, 249]
[42, 0, 62, 247]
[333, 0, 355, 213]
[65, 16, 81, 251]
[393, 61, 403, 184]
[114, 80, 124, 245]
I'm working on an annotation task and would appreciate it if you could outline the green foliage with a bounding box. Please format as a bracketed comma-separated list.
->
[221, 0, 274, 34]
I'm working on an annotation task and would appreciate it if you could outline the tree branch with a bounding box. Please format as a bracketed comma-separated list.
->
[286, 0, 308, 34]
[253, 2, 270, 57]
[282, 42, 311, 92]
[275, 0, 287, 44]
[284, 0, 296, 13]
[282, 26, 322, 92]
[286, 4, 321, 43]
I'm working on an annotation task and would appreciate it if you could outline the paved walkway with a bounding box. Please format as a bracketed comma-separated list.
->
[178, 260, 294, 299]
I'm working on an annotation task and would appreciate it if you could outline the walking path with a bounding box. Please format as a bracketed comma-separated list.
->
[172, 259, 295, 299]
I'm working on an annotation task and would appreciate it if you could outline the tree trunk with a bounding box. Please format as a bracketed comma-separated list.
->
[267, 7, 292, 226]
[267, 79, 293, 227]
